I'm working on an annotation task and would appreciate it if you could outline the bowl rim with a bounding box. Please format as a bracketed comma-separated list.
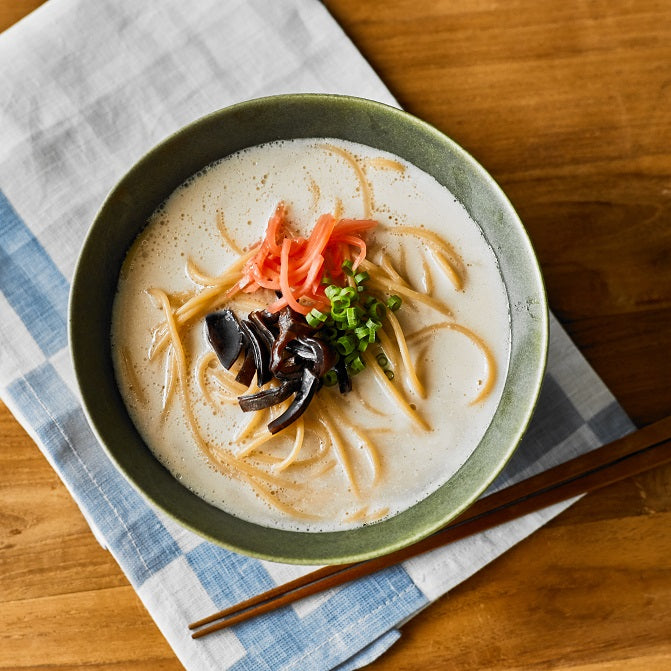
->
[69, 93, 548, 564]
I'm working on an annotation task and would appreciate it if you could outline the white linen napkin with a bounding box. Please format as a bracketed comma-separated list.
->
[0, 1, 635, 669]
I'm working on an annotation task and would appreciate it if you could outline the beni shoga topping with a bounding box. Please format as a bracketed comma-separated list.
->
[205, 204, 407, 434]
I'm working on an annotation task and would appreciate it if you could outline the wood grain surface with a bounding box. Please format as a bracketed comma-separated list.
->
[2, 1, 670, 669]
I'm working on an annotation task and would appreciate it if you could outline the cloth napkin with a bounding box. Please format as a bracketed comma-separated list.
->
[0, 1, 635, 669]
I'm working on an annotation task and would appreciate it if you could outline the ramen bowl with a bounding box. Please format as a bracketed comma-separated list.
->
[69, 94, 548, 564]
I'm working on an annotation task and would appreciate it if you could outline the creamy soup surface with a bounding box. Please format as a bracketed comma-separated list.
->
[111, 138, 511, 532]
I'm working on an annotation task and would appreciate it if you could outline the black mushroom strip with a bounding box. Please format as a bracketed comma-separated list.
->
[204, 306, 339, 433]
[267, 369, 321, 435]
[234, 347, 258, 387]
[248, 309, 277, 350]
[288, 336, 336, 379]
[205, 309, 257, 387]
[270, 307, 314, 372]
[334, 355, 352, 394]
[237, 379, 299, 413]
[205, 309, 244, 369]
[239, 319, 272, 386]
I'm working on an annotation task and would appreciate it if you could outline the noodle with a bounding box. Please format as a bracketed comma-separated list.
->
[209, 370, 248, 396]
[119, 346, 147, 406]
[148, 290, 298, 497]
[312, 459, 337, 478]
[361, 349, 430, 431]
[234, 407, 270, 442]
[117, 141, 508, 527]
[377, 253, 409, 287]
[394, 225, 465, 290]
[430, 249, 463, 291]
[149, 248, 256, 359]
[236, 428, 279, 458]
[365, 269, 453, 317]
[421, 257, 434, 295]
[149, 288, 192, 423]
[253, 448, 326, 469]
[364, 157, 406, 173]
[160, 349, 176, 420]
[352, 387, 386, 417]
[321, 143, 372, 218]
[322, 401, 381, 485]
[207, 442, 298, 488]
[196, 352, 218, 407]
[385, 309, 426, 399]
[407, 321, 497, 404]
[207, 362, 262, 408]
[143, 210, 495, 522]
[274, 419, 306, 472]
[186, 258, 236, 287]
[216, 210, 244, 255]
[241, 474, 319, 520]
[376, 325, 401, 374]
[313, 399, 360, 498]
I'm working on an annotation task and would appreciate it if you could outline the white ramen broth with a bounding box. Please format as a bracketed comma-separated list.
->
[111, 138, 511, 532]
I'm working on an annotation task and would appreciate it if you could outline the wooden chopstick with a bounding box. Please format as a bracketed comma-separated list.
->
[189, 415, 671, 639]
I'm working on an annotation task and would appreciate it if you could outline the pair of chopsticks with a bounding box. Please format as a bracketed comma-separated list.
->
[189, 415, 671, 639]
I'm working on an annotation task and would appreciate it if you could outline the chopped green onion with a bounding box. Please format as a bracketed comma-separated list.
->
[349, 355, 365, 374]
[384, 369, 395, 380]
[323, 370, 338, 386]
[325, 285, 341, 300]
[306, 308, 328, 328]
[354, 326, 369, 340]
[368, 300, 385, 320]
[331, 296, 348, 310]
[312, 266, 405, 384]
[387, 295, 402, 311]
[336, 335, 356, 356]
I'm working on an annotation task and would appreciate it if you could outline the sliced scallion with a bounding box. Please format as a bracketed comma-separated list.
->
[306, 308, 328, 328]
[323, 370, 338, 386]
[336, 335, 356, 356]
[387, 295, 402, 311]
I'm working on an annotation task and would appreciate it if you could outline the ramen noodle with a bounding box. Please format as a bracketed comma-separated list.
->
[111, 138, 511, 532]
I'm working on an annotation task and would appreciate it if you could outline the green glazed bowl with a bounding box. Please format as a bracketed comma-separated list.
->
[69, 94, 548, 564]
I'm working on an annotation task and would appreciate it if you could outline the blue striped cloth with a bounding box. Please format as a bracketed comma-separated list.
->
[0, 1, 635, 669]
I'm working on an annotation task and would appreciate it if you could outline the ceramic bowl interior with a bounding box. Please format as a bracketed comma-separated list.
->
[69, 94, 548, 564]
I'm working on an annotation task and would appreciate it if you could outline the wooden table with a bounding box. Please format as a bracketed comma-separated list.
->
[2, 1, 670, 669]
